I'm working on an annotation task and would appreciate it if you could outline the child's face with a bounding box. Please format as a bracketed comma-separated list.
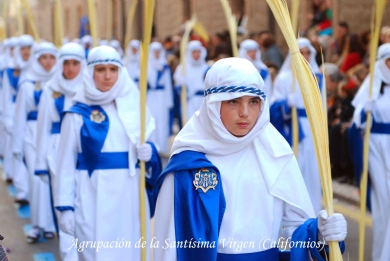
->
[220, 96, 261, 137]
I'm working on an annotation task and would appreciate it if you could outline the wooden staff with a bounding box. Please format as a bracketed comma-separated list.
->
[17, 0, 24, 36]
[359, 1, 387, 260]
[267, 0, 342, 259]
[87, 0, 98, 47]
[179, 16, 197, 125]
[138, 1, 155, 260]
[220, 0, 238, 57]
[54, 0, 64, 47]
[290, 0, 300, 158]
[320, 48, 328, 127]
[20, 0, 39, 42]
[124, 0, 138, 52]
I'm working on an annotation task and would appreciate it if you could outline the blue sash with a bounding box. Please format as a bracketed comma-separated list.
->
[195, 90, 204, 96]
[149, 64, 170, 90]
[260, 69, 268, 80]
[217, 248, 279, 261]
[270, 100, 305, 145]
[51, 122, 61, 134]
[372, 121, 390, 134]
[360, 109, 390, 134]
[34, 89, 42, 106]
[296, 108, 307, 118]
[65, 103, 109, 177]
[77, 152, 129, 170]
[6, 68, 20, 91]
[51, 93, 65, 134]
[27, 111, 38, 121]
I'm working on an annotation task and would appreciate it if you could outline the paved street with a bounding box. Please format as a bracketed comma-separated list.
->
[0, 162, 373, 261]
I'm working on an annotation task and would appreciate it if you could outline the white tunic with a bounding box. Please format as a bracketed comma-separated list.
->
[153, 144, 312, 260]
[11, 80, 36, 200]
[35, 87, 78, 261]
[147, 67, 173, 154]
[272, 71, 322, 214]
[367, 86, 390, 261]
[1, 70, 19, 179]
[55, 102, 151, 261]
[12, 80, 56, 232]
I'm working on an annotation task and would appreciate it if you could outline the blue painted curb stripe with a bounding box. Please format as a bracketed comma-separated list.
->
[18, 204, 30, 219]
[33, 252, 56, 261]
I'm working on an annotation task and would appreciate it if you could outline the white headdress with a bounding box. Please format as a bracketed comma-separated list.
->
[279, 38, 320, 75]
[352, 43, 390, 126]
[14, 34, 35, 70]
[109, 39, 124, 57]
[124, 40, 140, 80]
[21, 42, 57, 84]
[238, 39, 268, 71]
[147, 42, 168, 88]
[73, 45, 155, 176]
[172, 57, 314, 217]
[46, 42, 86, 96]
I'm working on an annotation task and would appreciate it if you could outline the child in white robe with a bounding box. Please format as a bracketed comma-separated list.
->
[270, 38, 323, 214]
[1, 37, 21, 182]
[147, 42, 173, 154]
[35, 42, 86, 260]
[55, 46, 161, 261]
[13, 42, 58, 242]
[174, 40, 210, 120]
[239, 39, 273, 99]
[7, 34, 34, 204]
[352, 43, 390, 261]
[153, 58, 346, 261]
[124, 40, 140, 83]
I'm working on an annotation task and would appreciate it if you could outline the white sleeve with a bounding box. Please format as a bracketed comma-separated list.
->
[264, 72, 274, 101]
[153, 174, 177, 261]
[11, 83, 29, 154]
[54, 113, 78, 207]
[282, 202, 311, 239]
[173, 65, 185, 87]
[35, 89, 52, 172]
[161, 68, 174, 109]
[271, 73, 291, 103]
[1, 73, 13, 131]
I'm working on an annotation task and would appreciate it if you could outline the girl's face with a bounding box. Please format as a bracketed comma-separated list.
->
[220, 95, 261, 137]
[385, 58, 390, 70]
[154, 50, 161, 59]
[246, 50, 257, 61]
[63, 59, 81, 80]
[300, 47, 311, 62]
[192, 50, 201, 61]
[93, 64, 119, 92]
[39, 54, 56, 72]
[20, 46, 31, 61]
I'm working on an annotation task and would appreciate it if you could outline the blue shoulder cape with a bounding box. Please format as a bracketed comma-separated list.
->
[153, 150, 344, 261]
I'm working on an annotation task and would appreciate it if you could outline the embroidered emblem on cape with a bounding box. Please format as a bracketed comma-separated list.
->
[13, 69, 20, 77]
[90, 110, 106, 123]
[34, 82, 42, 91]
[52, 91, 63, 99]
[193, 168, 218, 193]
